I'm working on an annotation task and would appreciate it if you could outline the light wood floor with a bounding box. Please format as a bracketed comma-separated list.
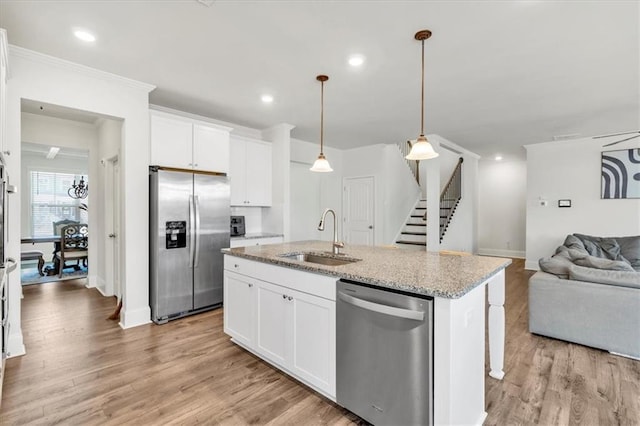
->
[1, 260, 638, 425]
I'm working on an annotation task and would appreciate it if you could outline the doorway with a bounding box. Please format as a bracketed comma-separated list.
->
[342, 176, 375, 245]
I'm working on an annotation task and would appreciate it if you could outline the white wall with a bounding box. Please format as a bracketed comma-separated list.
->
[383, 144, 421, 244]
[525, 136, 640, 270]
[477, 159, 527, 258]
[421, 135, 480, 254]
[290, 138, 343, 242]
[5, 46, 154, 357]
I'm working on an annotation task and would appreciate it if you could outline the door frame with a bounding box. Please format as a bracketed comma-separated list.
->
[342, 175, 376, 245]
[104, 155, 121, 299]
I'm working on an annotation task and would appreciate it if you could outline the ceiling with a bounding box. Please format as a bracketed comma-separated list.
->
[1, 1, 638, 161]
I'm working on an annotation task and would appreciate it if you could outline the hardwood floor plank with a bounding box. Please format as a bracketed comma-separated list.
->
[2, 262, 639, 425]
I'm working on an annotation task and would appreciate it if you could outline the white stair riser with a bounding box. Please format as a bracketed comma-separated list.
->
[398, 234, 426, 243]
[395, 243, 425, 251]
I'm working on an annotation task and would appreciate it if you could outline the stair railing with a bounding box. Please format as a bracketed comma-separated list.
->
[438, 157, 464, 241]
[396, 140, 419, 184]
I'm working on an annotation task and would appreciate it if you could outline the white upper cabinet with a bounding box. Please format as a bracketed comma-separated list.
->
[230, 136, 272, 206]
[150, 110, 231, 173]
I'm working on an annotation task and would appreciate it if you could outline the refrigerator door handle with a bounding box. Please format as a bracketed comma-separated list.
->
[189, 194, 195, 267]
[194, 195, 201, 268]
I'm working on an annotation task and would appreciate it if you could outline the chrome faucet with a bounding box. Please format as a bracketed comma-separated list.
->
[317, 208, 345, 255]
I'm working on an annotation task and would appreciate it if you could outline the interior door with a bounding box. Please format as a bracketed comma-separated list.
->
[343, 176, 375, 245]
[193, 172, 229, 309]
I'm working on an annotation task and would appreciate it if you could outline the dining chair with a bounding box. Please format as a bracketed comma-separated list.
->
[54, 223, 88, 278]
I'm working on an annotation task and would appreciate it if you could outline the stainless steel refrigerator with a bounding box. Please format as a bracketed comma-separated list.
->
[149, 166, 230, 324]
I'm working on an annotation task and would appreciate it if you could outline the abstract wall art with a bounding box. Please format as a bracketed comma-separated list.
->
[601, 148, 640, 199]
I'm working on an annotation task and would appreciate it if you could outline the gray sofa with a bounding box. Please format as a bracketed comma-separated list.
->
[529, 234, 640, 359]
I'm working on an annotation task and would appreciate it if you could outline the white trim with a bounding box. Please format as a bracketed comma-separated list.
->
[429, 134, 481, 160]
[150, 104, 235, 134]
[9, 45, 155, 93]
[477, 248, 525, 259]
[6, 333, 25, 358]
[119, 305, 151, 329]
[525, 260, 540, 271]
[0, 29, 8, 78]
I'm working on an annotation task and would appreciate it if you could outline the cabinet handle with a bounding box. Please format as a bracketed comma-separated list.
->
[248, 283, 253, 288]
[188, 162, 193, 166]
[282, 294, 287, 299]
[234, 264, 239, 268]
[287, 296, 293, 301]
[194, 163, 198, 167]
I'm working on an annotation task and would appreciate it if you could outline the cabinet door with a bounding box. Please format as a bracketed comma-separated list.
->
[193, 124, 229, 173]
[245, 140, 272, 206]
[289, 288, 336, 396]
[150, 114, 193, 169]
[229, 138, 247, 206]
[256, 280, 289, 366]
[223, 273, 256, 347]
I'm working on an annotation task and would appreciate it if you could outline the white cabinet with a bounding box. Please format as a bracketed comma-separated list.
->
[230, 236, 283, 248]
[230, 136, 272, 206]
[223, 255, 336, 399]
[223, 272, 256, 348]
[150, 110, 231, 173]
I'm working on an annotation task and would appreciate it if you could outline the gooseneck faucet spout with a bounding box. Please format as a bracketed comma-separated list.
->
[317, 208, 345, 255]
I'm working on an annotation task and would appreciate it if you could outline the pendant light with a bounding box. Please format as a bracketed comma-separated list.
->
[406, 29, 439, 160]
[310, 75, 333, 172]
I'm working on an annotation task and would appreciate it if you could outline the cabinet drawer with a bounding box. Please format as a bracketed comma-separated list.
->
[224, 255, 256, 276]
[224, 255, 336, 301]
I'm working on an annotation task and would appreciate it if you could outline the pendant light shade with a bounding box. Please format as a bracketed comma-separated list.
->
[310, 75, 333, 172]
[406, 29, 439, 161]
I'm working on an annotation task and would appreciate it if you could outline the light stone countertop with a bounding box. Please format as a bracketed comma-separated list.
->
[223, 240, 512, 299]
[230, 233, 284, 241]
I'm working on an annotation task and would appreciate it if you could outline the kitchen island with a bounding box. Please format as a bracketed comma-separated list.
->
[222, 241, 511, 425]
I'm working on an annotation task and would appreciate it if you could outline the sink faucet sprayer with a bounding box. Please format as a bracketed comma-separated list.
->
[317, 208, 345, 255]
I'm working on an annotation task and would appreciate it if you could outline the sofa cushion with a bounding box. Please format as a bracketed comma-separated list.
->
[614, 235, 640, 269]
[572, 255, 635, 271]
[539, 255, 574, 278]
[568, 264, 640, 289]
[573, 233, 631, 262]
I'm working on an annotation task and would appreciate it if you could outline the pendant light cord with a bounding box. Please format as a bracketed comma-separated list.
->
[320, 79, 325, 155]
[420, 38, 425, 137]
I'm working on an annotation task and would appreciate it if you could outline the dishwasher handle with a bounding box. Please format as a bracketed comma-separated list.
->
[338, 291, 425, 321]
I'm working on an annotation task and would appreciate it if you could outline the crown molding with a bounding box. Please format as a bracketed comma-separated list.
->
[9, 45, 155, 93]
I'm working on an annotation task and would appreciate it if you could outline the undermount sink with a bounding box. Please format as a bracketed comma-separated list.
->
[278, 252, 361, 266]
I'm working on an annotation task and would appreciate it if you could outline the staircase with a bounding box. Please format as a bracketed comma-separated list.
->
[395, 156, 464, 249]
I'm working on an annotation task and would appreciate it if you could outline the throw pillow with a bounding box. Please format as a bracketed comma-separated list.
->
[568, 264, 640, 289]
[615, 235, 640, 269]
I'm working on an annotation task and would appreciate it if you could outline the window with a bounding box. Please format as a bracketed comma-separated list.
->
[30, 171, 88, 237]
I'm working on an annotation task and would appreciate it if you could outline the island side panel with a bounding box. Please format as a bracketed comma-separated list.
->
[433, 282, 486, 426]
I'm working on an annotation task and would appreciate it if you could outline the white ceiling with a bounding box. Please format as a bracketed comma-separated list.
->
[1, 1, 638, 160]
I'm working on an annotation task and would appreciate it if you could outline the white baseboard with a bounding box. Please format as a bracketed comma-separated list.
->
[525, 260, 540, 271]
[119, 305, 151, 329]
[477, 248, 525, 259]
[7, 331, 26, 358]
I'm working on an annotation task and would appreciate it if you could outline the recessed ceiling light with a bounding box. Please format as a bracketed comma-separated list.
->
[495, 155, 503, 161]
[348, 55, 365, 67]
[74, 29, 96, 43]
[261, 94, 274, 104]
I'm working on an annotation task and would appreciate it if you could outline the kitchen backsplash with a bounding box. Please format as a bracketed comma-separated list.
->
[230, 207, 262, 234]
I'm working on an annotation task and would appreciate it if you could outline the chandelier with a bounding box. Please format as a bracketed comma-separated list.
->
[68, 176, 88, 199]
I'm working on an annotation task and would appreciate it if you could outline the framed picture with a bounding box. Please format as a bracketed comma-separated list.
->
[601, 148, 640, 199]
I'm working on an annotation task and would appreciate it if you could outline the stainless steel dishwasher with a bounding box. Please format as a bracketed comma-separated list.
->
[336, 279, 433, 426]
